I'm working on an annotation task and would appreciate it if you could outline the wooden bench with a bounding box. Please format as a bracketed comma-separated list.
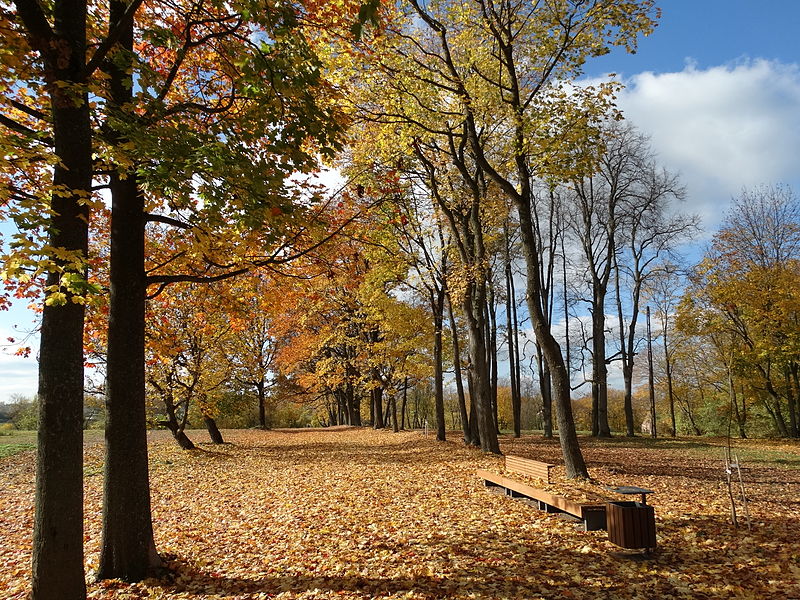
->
[477, 469, 607, 531]
[505, 455, 554, 484]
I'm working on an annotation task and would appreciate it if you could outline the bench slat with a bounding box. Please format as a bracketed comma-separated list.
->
[505, 455, 554, 483]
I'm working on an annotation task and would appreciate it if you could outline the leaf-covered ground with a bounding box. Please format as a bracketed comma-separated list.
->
[2, 428, 799, 599]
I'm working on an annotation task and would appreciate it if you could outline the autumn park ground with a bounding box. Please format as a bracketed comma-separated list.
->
[1, 429, 799, 599]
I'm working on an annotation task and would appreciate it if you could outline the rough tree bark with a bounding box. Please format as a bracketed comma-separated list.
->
[23, 1, 92, 595]
[99, 1, 162, 579]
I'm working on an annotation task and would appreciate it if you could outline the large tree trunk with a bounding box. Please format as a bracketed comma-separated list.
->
[516, 199, 588, 478]
[31, 3, 92, 596]
[464, 284, 500, 454]
[99, 2, 162, 580]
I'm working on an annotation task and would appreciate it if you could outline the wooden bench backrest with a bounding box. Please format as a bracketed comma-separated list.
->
[505, 455, 554, 484]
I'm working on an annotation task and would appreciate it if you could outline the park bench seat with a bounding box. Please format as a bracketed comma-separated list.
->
[505, 455, 554, 484]
[477, 468, 607, 531]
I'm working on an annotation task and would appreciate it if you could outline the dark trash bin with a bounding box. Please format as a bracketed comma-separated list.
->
[607, 501, 656, 550]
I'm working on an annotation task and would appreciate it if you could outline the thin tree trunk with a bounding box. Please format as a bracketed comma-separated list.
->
[505, 231, 521, 437]
[369, 384, 375, 425]
[646, 306, 657, 438]
[786, 365, 798, 438]
[257, 382, 267, 429]
[537, 344, 553, 438]
[486, 284, 499, 434]
[391, 393, 399, 433]
[738, 384, 748, 439]
[433, 287, 446, 441]
[400, 378, 408, 430]
[666, 357, 677, 437]
[509, 249, 523, 436]
[664, 322, 676, 437]
[31, 2, 92, 595]
[729, 375, 746, 439]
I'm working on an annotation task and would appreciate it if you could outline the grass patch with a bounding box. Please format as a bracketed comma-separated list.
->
[0, 443, 35, 458]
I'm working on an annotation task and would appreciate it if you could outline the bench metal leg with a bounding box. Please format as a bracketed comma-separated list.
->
[538, 501, 563, 514]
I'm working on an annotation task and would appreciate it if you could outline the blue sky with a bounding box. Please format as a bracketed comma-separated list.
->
[580, 0, 800, 231]
[2, 1, 800, 401]
[586, 1, 800, 77]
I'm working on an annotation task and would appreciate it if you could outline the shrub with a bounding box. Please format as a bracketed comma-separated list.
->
[10, 398, 38, 430]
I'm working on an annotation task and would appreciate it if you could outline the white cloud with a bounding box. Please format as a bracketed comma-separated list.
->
[611, 60, 800, 230]
[0, 353, 37, 401]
